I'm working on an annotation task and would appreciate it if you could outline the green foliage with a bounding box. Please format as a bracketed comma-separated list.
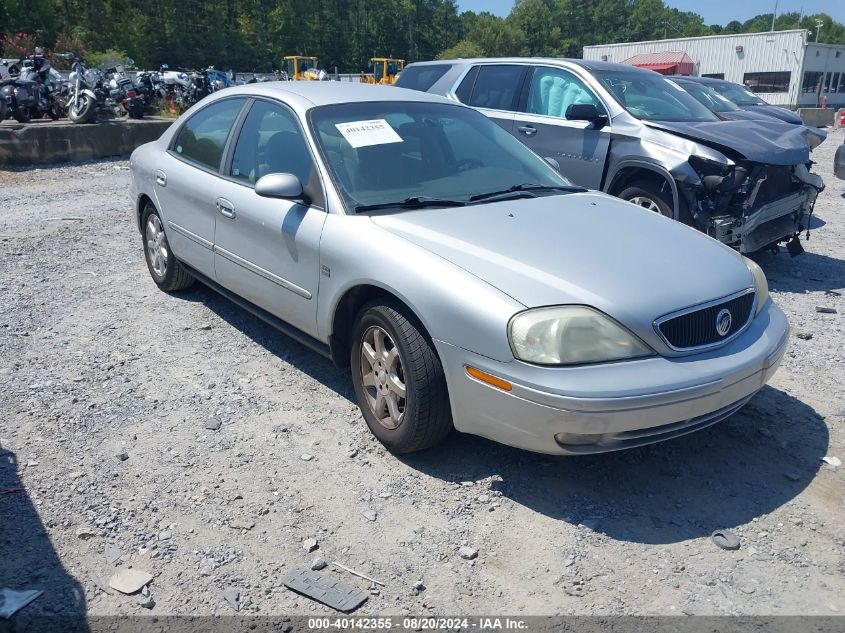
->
[437, 39, 484, 60]
[1, 0, 843, 71]
[87, 48, 129, 69]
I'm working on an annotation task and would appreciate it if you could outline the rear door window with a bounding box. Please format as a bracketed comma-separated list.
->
[172, 98, 245, 171]
[394, 64, 452, 92]
[466, 65, 525, 111]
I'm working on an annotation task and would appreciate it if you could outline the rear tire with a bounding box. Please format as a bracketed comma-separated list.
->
[68, 94, 95, 123]
[619, 181, 674, 219]
[141, 204, 195, 292]
[350, 302, 452, 453]
[12, 107, 30, 124]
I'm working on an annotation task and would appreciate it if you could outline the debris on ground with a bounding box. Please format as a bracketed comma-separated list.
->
[815, 306, 837, 314]
[822, 456, 841, 469]
[311, 557, 328, 571]
[459, 546, 479, 560]
[221, 587, 240, 611]
[361, 510, 377, 522]
[303, 538, 318, 552]
[331, 562, 385, 587]
[0, 588, 43, 619]
[108, 569, 153, 595]
[711, 530, 741, 551]
[228, 518, 255, 531]
[283, 568, 367, 612]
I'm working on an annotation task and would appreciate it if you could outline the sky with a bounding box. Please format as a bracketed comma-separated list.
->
[456, 0, 845, 25]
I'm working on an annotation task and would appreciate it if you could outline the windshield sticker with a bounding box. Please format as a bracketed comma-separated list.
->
[335, 119, 403, 148]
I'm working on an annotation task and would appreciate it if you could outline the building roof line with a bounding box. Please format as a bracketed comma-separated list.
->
[583, 29, 809, 49]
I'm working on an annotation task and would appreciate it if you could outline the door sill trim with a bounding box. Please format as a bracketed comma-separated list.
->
[182, 264, 332, 361]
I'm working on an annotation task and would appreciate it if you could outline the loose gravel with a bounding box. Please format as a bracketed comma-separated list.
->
[1, 130, 843, 620]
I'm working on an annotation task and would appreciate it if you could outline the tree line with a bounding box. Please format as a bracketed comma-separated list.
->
[1, 0, 843, 72]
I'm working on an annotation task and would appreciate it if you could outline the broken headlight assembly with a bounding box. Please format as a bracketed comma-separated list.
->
[509, 306, 655, 365]
[742, 256, 769, 315]
[688, 155, 736, 193]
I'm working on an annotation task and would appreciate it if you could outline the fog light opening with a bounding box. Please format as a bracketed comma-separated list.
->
[465, 366, 512, 392]
[555, 432, 606, 447]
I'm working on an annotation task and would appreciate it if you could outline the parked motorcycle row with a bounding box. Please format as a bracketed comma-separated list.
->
[0, 50, 234, 124]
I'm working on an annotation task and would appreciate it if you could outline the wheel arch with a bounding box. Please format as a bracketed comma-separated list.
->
[328, 283, 433, 368]
[606, 161, 680, 220]
[137, 194, 155, 232]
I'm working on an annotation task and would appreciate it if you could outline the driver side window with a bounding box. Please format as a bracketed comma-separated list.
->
[526, 67, 601, 118]
[229, 100, 314, 186]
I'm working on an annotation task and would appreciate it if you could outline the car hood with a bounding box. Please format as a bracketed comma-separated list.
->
[644, 119, 811, 165]
[370, 193, 753, 345]
[742, 104, 804, 125]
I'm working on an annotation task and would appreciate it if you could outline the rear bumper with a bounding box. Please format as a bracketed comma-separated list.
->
[435, 301, 789, 455]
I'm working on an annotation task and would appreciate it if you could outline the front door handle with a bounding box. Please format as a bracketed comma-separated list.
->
[216, 197, 236, 219]
[517, 125, 537, 136]
[154, 170, 167, 186]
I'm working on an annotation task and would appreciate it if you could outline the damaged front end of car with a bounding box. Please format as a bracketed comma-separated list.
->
[680, 156, 824, 254]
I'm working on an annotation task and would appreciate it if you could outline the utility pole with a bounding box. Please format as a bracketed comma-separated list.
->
[815, 18, 823, 42]
[770, 0, 778, 31]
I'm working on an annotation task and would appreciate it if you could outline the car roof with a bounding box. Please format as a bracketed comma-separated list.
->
[405, 57, 656, 74]
[210, 81, 454, 108]
[674, 76, 729, 86]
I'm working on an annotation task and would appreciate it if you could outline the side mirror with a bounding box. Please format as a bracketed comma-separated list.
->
[544, 157, 560, 171]
[565, 103, 608, 128]
[161, 64, 169, 70]
[255, 173, 303, 200]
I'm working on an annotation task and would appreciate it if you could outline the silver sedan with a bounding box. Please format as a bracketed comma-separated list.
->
[129, 82, 789, 455]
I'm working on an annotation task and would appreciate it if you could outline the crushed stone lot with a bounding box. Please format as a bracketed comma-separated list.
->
[0, 130, 843, 621]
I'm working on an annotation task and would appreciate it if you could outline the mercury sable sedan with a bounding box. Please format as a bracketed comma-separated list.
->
[130, 83, 789, 455]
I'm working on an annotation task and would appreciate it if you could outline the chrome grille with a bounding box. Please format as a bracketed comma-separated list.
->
[656, 290, 755, 350]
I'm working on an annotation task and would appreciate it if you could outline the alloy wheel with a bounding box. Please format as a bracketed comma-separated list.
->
[145, 215, 168, 277]
[360, 325, 407, 430]
[628, 196, 661, 212]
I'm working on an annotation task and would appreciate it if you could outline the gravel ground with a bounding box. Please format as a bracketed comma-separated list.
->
[1, 130, 843, 622]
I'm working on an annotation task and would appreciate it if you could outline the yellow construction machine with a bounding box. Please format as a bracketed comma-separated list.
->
[360, 57, 404, 85]
[283, 56, 319, 81]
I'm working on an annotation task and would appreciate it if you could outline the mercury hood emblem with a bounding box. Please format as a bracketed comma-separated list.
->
[716, 308, 732, 337]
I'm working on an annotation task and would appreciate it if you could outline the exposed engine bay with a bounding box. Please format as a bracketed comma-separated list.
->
[682, 157, 824, 254]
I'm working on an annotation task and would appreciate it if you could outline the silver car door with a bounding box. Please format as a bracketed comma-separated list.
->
[212, 99, 327, 337]
[512, 66, 610, 189]
[155, 97, 246, 278]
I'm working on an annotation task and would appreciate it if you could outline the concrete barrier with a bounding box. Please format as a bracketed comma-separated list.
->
[797, 108, 835, 128]
[0, 117, 173, 167]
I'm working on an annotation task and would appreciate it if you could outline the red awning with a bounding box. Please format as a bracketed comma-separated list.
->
[621, 51, 695, 76]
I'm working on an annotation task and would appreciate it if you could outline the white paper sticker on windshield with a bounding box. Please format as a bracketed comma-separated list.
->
[335, 119, 403, 149]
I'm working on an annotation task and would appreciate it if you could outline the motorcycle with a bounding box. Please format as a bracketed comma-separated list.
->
[0, 50, 65, 123]
[63, 53, 138, 123]
[133, 69, 166, 111]
[104, 62, 144, 119]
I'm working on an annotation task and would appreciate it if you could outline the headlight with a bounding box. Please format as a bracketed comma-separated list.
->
[743, 256, 769, 315]
[509, 306, 654, 365]
[688, 155, 733, 178]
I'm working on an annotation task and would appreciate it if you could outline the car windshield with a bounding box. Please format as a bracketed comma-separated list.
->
[309, 101, 574, 211]
[711, 82, 767, 106]
[675, 81, 739, 113]
[595, 70, 718, 122]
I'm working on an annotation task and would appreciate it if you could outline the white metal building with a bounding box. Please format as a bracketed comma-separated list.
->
[583, 30, 845, 109]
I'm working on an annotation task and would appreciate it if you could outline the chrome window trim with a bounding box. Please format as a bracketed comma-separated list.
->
[213, 244, 312, 299]
[653, 287, 756, 352]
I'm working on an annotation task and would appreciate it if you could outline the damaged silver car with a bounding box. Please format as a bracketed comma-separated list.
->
[398, 58, 825, 254]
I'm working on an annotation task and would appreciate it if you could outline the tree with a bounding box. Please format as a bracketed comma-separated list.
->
[437, 39, 483, 59]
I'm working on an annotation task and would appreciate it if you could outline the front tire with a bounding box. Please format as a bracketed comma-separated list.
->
[350, 302, 452, 453]
[68, 94, 96, 123]
[619, 181, 674, 219]
[141, 204, 194, 292]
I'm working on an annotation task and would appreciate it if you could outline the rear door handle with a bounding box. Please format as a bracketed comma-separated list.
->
[155, 170, 167, 186]
[216, 197, 236, 219]
[517, 125, 537, 136]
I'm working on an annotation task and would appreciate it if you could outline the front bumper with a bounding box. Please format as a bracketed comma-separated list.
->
[435, 301, 789, 455]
